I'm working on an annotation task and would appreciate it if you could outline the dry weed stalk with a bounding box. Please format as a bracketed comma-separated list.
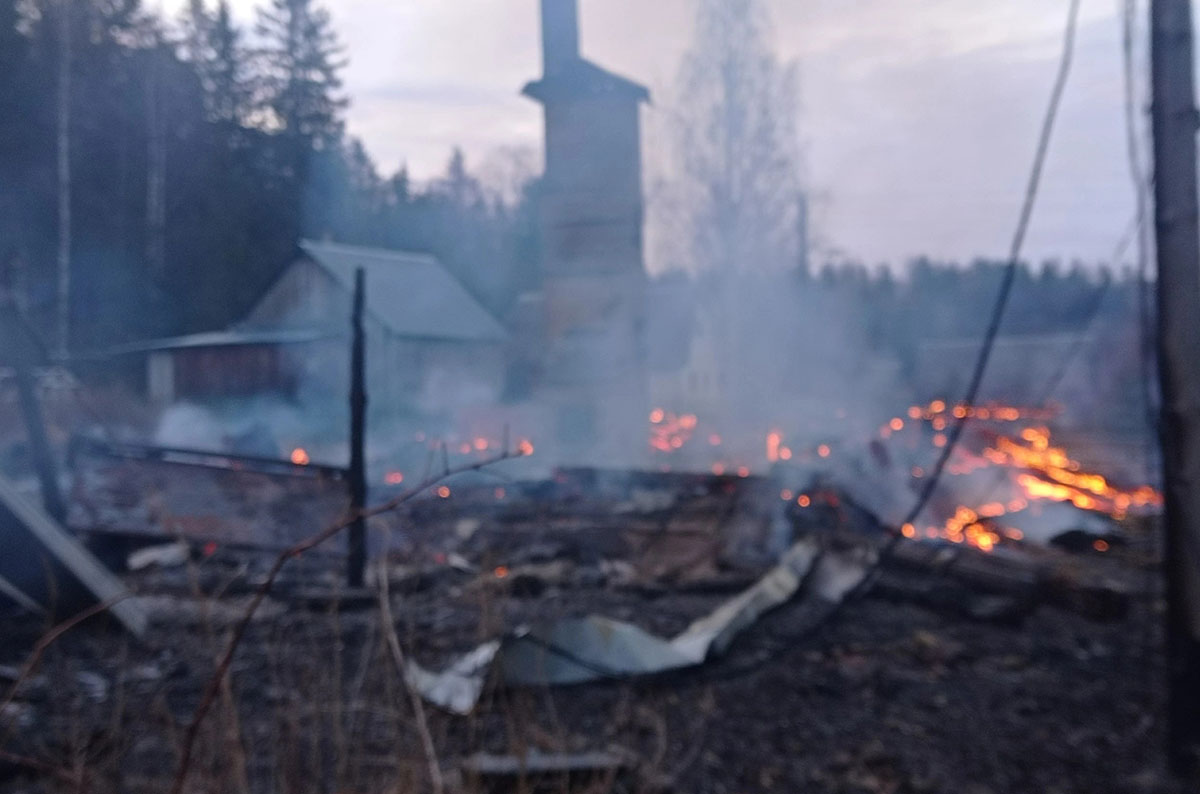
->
[169, 446, 525, 794]
[377, 548, 445, 794]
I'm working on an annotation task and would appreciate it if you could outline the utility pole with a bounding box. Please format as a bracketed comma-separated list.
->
[145, 34, 167, 285]
[1151, 0, 1200, 776]
[55, 0, 71, 358]
[0, 293, 65, 523]
[347, 268, 368, 588]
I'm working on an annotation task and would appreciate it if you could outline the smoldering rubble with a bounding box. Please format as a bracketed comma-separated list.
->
[0, 441, 1178, 793]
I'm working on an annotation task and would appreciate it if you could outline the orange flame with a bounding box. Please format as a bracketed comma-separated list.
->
[921, 418, 1161, 553]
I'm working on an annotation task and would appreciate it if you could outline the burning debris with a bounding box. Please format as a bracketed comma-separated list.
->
[0, 0, 1190, 787]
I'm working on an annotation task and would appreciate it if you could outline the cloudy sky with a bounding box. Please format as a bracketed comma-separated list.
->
[166, 0, 1145, 269]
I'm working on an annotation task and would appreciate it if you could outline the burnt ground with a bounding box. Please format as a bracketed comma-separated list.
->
[0, 465, 1190, 794]
[0, 553, 1186, 794]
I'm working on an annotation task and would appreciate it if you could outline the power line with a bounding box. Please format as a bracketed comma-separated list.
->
[1122, 0, 1165, 699]
[762, 0, 1090, 659]
[1030, 270, 1113, 408]
[898, 0, 1084, 530]
[1124, 0, 1159, 438]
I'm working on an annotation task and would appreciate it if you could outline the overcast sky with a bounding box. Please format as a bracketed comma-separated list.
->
[165, 0, 1145, 269]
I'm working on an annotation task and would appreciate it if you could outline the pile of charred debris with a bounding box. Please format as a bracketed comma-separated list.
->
[0, 434, 1186, 794]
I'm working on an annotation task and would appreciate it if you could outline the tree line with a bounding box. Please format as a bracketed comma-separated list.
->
[0, 0, 540, 352]
[0, 0, 1140, 378]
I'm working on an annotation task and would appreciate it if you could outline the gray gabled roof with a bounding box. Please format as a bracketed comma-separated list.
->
[299, 240, 507, 343]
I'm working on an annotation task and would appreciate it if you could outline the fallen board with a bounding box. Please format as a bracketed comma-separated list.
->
[0, 475, 147, 637]
[68, 441, 350, 550]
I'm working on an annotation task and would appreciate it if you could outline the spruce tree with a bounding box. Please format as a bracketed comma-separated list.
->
[255, 0, 347, 151]
[183, 0, 251, 125]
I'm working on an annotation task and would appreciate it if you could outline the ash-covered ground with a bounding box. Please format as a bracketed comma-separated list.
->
[0, 472, 1186, 794]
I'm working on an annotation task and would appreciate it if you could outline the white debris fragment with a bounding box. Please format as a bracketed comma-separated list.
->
[127, 542, 190, 571]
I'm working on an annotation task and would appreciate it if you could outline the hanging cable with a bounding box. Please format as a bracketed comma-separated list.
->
[897, 0, 1084, 530]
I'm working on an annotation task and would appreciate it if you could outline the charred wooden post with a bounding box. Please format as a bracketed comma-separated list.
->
[347, 268, 368, 587]
[1151, 0, 1200, 775]
[0, 296, 66, 522]
[14, 362, 65, 523]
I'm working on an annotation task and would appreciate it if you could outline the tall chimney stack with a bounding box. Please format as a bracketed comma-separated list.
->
[540, 0, 579, 76]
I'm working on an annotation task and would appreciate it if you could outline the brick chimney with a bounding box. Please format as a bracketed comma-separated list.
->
[540, 0, 579, 76]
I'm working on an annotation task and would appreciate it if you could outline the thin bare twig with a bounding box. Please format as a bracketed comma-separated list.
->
[168, 448, 525, 794]
[0, 747, 81, 785]
[0, 597, 129, 743]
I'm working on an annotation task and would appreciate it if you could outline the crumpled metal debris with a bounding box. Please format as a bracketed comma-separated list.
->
[406, 540, 869, 713]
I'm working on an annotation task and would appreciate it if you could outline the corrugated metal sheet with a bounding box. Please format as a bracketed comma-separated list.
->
[299, 240, 508, 343]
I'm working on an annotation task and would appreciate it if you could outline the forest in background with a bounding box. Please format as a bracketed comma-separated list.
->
[0, 0, 1145, 386]
[0, 0, 543, 349]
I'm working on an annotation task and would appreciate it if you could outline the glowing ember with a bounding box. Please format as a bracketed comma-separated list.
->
[817, 444, 831, 459]
[797, 495, 812, 508]
[518, 439, 535, 456]
[290, 448, 310, 466]
[1094, 539, 1110, 552]
[474, 437, 489, 451]
[436, 486, 451, 499]
[712, 463, 727, 475]
[986, 427, 1161, 514]
[737, 466, 751, 478]
[915, 416, 1161, 553]
[384, 471, 405, 486]
[494, 566, 509, 579]
[779, 447, 793, 461]
[650, 410, 700, 454]
[890, 418, 905, 432]
[781, 489, 794, 501]
[767, 431, 783, 463]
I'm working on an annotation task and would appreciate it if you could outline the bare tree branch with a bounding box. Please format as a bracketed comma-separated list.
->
[168, 447, 526, 794]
